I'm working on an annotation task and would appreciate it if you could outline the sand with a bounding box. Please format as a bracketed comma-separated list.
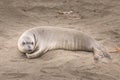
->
[0, 0, 120, 80]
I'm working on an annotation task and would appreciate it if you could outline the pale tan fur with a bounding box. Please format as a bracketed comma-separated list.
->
[18, 27, 112, 61]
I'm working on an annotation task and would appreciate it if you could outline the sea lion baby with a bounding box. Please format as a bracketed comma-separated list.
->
[18, 27, 112, 61]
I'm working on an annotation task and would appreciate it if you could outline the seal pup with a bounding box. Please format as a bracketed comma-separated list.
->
[18, 27, 112, 61]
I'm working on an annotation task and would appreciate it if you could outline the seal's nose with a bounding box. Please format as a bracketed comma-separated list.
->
[27, 45, 32, 51]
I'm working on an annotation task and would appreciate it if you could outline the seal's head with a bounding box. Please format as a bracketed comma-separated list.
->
[18, 33, 36, 54]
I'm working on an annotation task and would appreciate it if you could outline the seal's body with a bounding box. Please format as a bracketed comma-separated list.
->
[18, 27, 112, 61]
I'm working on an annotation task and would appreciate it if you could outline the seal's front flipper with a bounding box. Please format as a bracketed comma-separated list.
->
[26, 48, 48, 59]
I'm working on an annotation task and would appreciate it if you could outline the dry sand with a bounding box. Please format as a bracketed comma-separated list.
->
[0, 0, 120, 80]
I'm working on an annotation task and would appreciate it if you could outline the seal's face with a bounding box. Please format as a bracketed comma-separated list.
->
[20, 37, 36, 53]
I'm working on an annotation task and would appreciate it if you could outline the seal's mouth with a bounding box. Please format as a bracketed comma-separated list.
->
[27, 50, 34, 54]
[26, 48, 37, 54]
[25, 45, 38, 54]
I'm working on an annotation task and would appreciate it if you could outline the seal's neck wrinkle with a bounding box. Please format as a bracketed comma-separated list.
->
[33, 34, 38, 50]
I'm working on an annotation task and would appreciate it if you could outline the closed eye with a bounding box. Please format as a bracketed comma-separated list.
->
[31, 42, 34, 45]
[22, 42, 25, 45]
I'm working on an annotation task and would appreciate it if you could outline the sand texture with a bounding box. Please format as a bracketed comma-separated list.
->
[0, 0, 120, 80]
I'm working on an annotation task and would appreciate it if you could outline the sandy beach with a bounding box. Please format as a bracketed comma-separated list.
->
[0, 0, 120, 80]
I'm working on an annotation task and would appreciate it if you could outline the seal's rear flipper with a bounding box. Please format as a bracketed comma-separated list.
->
[93, 48, 112, 62]
[93, 49, 104, 62]
[103, 51, 112, 60]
